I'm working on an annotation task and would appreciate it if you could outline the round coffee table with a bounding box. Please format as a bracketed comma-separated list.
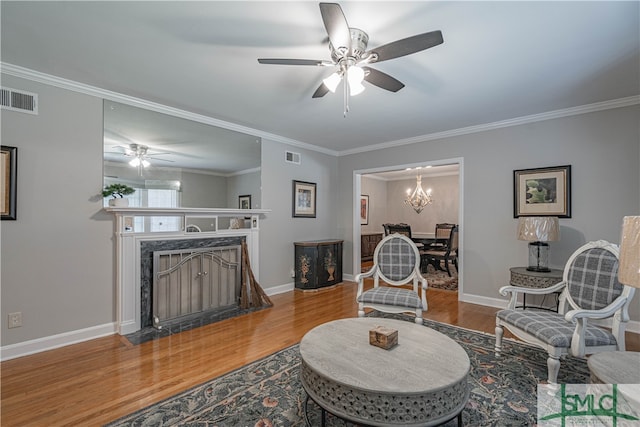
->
[587, 351, 640, 384]
[299, 317, 470, 426]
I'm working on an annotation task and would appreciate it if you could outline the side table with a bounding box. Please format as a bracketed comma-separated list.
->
[509, 267, 563, 311]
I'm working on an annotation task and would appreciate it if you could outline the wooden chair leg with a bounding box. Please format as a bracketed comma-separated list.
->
[444, 259, 452, 276]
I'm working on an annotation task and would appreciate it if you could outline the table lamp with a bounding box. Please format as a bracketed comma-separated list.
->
[619, 216, 640, 289]
[517, 216, 560, 272]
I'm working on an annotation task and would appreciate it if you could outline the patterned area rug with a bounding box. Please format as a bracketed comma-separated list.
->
[422, 262, 458, 291]
[106, 315, 589, 427]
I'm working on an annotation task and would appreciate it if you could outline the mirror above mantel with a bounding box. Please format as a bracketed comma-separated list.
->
[103, 100, 261, 209]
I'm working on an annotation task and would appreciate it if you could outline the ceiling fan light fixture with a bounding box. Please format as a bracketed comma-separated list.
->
[349, 81, 365, 96]
[323, 72, 342, 93]
[347, 65, 364, 85]
[129, 157, 141, 167]
[141, 159, 150, 168]
[347, 65, 365, 96]
[257, 3, 444, 114]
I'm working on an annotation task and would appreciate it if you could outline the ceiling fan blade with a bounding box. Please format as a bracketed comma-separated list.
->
[148, 157, 175, 163]
[366, 30, 444, 63]
[319, 3, 351, 56]
[362, 67, 405, 92]
[312, 83, 330, 98]
[258, 58, 330, 66]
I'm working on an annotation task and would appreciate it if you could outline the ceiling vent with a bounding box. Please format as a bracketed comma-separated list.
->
[1, 87, 38, 114]
[285, 151, 301, 165]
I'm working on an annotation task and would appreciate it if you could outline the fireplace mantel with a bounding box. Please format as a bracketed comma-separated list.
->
[105, 207, 269, 334]
[105, 207, 271, 216]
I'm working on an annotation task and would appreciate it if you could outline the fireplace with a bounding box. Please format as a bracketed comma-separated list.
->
[140, 237, 243, 329]
[151, 245, 241, 328]
[105, 207, 266, 335]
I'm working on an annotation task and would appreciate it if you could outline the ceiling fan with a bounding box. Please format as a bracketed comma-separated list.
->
[258, 2, 443, 114]
[107, 143, 174, 169]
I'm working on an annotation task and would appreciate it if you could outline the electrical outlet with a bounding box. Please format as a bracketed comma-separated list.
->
[8, 312, 22, 328]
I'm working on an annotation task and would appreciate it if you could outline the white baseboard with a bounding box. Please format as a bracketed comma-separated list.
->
[264, 282, 294, 296]
[459, 292, 508, 309]
[263, 276, 355, 296]
[0, 322, 117, 361]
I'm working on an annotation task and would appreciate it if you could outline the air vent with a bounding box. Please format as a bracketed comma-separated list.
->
[285, 151, 301, 164]
[1, 87, 38, 114]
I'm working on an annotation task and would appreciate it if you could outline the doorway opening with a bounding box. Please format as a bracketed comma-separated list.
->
[353, 158, 463, 296]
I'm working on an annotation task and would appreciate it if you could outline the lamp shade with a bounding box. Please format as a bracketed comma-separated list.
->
[618, 216, 640, 288]
[517, 217, 560, 242]
[323, 72, 341, 93]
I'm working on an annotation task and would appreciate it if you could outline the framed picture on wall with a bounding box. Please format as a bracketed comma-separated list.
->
[360, 195, 369, 225]
[1, 146, 17, 220]
[292, 180, 316, 218]
[239, 194, 251, 209]
[514, 165, 571, 218]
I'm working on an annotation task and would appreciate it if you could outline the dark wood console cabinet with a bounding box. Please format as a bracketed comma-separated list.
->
[361, 233, 383, 261]
[294, 239, 343, 290]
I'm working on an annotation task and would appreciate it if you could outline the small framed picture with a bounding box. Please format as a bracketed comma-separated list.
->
[1, 145, 17, 220]
[514, 165, 571, 218]
[292, 180, 316, 218]
[360, 195, 369, 225]
[239, 194, 251, 209]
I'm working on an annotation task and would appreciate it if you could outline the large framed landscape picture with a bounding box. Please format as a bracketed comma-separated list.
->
[514, 165, 571, 218]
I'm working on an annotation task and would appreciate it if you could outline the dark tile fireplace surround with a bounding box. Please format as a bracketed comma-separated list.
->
[125, 235, 259, 345]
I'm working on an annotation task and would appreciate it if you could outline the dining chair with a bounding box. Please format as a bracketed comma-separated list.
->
[421, 225, 459, 276]
[356, 233, 428, 324]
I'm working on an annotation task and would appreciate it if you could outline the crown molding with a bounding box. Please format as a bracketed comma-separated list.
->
[0, 62, 339, 157]
[3, 62, 636, 159]
[338, 95, 640, 157]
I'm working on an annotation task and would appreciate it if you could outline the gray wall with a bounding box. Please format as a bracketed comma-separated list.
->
[226, 170, 261, 209]
[1, 74, 114, 346]
[338, 105, 640, 322]
[360, 177, 387, 234]
[181, 171, 227, 208]
[259, 138, 339, 288]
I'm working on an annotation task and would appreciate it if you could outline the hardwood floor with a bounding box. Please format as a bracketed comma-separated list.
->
[1, 282, 638, 426]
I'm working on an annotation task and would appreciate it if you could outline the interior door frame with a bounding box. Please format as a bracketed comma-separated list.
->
[352, 157, 464, 296]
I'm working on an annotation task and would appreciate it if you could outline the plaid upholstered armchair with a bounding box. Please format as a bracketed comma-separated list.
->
[356, 234, 428, 324]
[495, 240, 636, 384]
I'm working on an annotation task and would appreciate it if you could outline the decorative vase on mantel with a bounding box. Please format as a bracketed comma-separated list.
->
[109, 198, 129, 208]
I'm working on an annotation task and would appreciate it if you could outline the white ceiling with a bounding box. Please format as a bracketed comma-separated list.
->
[2, 1, 639, 156]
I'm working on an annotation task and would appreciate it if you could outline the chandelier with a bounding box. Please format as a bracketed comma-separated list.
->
[404, 175, 433, 214]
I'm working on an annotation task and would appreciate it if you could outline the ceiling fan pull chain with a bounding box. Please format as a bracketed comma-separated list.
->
[343, 77, 349, 117]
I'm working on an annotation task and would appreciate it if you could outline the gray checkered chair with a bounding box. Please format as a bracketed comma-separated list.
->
[356, 233, 428, 324]
[495, 240, 636, 384]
